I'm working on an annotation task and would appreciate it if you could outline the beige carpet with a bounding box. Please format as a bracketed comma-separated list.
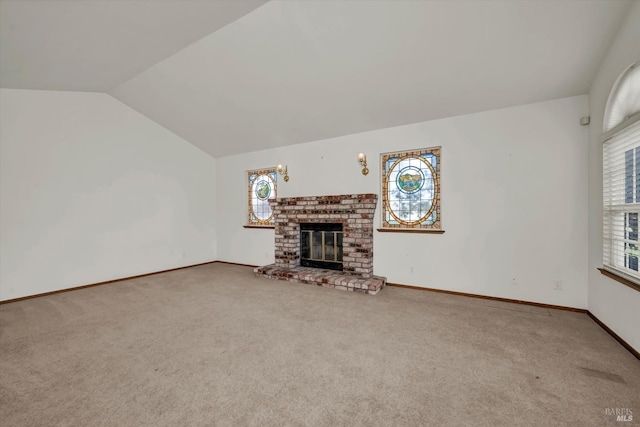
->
[1, 263, 638, 426]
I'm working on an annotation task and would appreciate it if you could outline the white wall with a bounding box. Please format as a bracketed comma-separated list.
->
[217, 95, 589, 308]
[587, 2, 640, 352]
[0, 89, 217, 301]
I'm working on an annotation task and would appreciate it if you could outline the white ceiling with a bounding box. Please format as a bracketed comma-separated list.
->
[0, 0, 267, 91]
[0, 0, 632, 157]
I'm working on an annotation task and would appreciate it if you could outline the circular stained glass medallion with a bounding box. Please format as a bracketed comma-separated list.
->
[255, 179, 271, 200]
[396, 166, 424, 193]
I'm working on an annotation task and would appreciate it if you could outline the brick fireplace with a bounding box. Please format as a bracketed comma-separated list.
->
[254, 194, 386, 295]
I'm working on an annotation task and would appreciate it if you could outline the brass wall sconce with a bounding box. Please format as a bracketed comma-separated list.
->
[358, 153, 369, 176]
[277, 164, 290, 182]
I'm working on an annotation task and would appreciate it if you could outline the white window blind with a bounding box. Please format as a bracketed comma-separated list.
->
[603, 120, 640, 282]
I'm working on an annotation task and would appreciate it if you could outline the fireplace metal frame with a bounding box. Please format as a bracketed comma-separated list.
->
[300, 223, 343, 271]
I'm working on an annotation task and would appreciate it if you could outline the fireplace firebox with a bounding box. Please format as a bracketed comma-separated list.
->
[300, 223, 343, 271]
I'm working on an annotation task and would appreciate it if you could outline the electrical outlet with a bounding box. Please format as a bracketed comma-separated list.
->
[410, 266, 414, 274]
[554, 280, 562, 290]
[511, 277, 518, 286]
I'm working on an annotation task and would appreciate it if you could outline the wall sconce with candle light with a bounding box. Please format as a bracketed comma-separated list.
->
[357, 153, 369, 176]
[277, 164, 289, 182]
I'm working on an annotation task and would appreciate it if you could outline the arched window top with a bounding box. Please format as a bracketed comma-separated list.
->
[604, 61, 640, 132]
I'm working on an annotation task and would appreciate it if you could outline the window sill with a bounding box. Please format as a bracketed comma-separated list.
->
[598, 268, 640, 292]
[243, 225, 275, 229]
[377, 228, 445, 234]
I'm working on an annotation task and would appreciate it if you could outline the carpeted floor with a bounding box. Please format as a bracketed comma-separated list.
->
[1, 263, 638, 426]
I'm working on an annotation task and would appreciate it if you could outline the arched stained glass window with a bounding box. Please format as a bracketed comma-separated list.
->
[248, 168, 277, 225]
[604, 61, 640, 132]
[381, 147, 441, 230]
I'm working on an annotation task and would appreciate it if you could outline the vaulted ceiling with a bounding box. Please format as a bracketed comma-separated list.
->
[0, 0, 267, 92]
[0, 0, 633, 157]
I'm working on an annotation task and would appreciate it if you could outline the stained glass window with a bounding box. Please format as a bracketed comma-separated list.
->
[381, 147, 441, 229]
[247, 168, 277, 225]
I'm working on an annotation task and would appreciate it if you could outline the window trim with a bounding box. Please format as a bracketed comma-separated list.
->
[598, 267, 640, 293]
[377, 228, 445, 234]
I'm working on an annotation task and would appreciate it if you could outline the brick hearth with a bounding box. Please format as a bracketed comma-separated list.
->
[254, 193, 387, 295]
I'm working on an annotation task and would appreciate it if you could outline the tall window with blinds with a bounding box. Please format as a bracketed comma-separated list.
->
[603, 121, 640, 280]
